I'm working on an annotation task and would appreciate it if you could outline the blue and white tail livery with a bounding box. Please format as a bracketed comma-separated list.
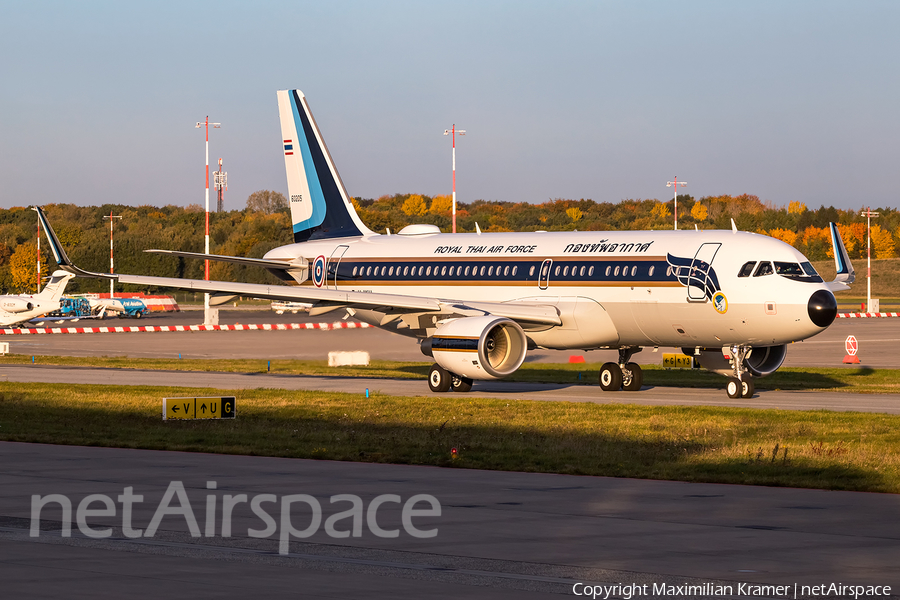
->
[277, 90, 373, 243]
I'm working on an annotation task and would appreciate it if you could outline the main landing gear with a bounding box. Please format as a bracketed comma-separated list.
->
[428, 364, 474, 393]
[599, 348, 643, 392]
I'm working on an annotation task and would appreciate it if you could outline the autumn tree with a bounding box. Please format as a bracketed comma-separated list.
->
[691, 202, 708, 221]
[246, 190, 288, 214]
[9, 242, 42, 293]
[401, 194, 428, 217]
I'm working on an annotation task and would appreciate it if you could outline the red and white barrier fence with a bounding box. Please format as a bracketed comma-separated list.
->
[838, 312, 900, 318]
[0, 322, 371, 335]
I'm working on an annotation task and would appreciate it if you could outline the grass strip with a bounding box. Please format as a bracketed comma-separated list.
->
[5, 354, 900, 394]
[0, 381, 898, 493]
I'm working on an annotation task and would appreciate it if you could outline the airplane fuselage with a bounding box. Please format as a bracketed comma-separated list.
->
[265, 228, 832, 350]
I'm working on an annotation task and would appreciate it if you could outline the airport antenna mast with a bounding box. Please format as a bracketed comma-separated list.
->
[666, 177, 687, 230]
[195, 117, 221, 325]
[214, 158, 227, 213]
[102, 213, 122, 299]
[443, 125, 466, 233]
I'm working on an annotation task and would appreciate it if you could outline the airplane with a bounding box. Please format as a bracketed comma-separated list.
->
[33, 88, 853, 398]
[0, 270, 76, 327]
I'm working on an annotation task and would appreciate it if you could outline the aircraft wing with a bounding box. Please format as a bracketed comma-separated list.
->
[33, 207, 562, 326]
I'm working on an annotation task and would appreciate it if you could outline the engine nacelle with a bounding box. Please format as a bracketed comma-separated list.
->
[0, 297, 33, 313]
[687, 345, 787, 378]
[430, 316, 527, 380]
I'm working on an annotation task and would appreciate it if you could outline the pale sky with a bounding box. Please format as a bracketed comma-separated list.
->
[2, 1, 898, 211]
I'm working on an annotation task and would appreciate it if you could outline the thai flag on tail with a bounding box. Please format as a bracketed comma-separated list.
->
[283, 139, 293, 156]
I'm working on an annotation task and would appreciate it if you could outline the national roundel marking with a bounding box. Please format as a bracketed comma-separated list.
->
[712, 291, 728, 314]
[845, 335, 858, 356]
[313, 255, 326, 288]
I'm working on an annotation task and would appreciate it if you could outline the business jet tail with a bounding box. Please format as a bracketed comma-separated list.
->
[277, 89, 374, 243]
[827, 222, 855, 292]
[36, 271, 75, 301]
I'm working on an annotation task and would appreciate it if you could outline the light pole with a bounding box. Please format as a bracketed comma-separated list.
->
[860, 208, 880, 312]
[102, 213, 122, 298]
[666, 177, 687, 230]
[443, 125, 465, 233]
[196, 117, 221, 325]
[36, 213, 41, 293]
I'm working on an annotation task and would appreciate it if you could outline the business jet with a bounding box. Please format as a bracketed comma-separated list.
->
[34, 89, 853, 398]
[0, 270, 75, 327]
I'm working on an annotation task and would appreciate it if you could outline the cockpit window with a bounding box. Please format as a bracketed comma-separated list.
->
[774, 262, 804, 276]
[754, 261, 774, 277]
[800, 262, 818, 276]
[738, 261, 756, 277]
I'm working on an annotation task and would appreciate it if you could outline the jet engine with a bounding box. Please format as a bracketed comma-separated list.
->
[0, 298, 33, 313]
[688, 344, 787, 377]
[428, 316, 527, 380]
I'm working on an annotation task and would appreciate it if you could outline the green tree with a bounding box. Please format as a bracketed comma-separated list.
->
[246, 190, 288, 215]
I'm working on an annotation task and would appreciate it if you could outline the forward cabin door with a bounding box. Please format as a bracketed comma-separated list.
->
[687, 243, 721, 301]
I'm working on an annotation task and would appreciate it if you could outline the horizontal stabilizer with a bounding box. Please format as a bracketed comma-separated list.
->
[145, 249, 307, 271]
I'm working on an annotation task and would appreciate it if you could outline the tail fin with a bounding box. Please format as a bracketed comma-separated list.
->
[827, 222, 855, 291]
[277, 90, 374, 243]
[37, 270, 74, 301]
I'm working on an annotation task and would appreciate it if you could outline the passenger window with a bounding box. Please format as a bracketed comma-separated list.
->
[426, 266, 432, 276]
[488, 266, 494, 276]
[554, 265, 560, 276]
[513, 266, 518, 276]
[589, 266, 595, 276]
[480, 266, 486, 276]
[563, 266, 569, 276]
[648, 265, 655, 277]
[666, 266, 673, 276]
[465, 266, 470, 276]
[441, 266, 447, 276]
[738, 261, 756, 277]
[504, 265, 510, 276]
[631, 266, 637, 276]
[614, 266, 620, 276]
[605, 266, 611, 276]
[403, 266, 409, 276]
[366, 266, 372, 277]
[579, 266, 585, 277]
[352, 266, 358, 277]
[529, 265, 535, 277]
[754, 262, 774, 277]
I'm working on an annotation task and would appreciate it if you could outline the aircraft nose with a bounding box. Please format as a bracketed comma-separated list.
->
[808, 289, 837, 328]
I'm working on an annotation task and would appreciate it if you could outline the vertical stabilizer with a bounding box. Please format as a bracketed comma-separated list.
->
[36, 271, 74, 301]
[277, 90, 374, 242]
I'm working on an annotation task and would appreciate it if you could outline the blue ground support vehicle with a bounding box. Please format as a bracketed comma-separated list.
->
[47, 297, 93, 319]
[116, 298, 148, 318]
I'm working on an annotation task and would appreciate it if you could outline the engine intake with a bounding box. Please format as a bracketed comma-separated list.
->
[430, 316, 527, 380]
[688, 344, 787, 378]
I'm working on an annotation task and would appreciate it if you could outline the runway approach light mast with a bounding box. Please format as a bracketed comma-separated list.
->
[666, 177, 687, 230]
[443, 125, 465, 233]
[860, 208, 880, 312]
[102, 213, 122, 299]
[195, 117, 221, 326]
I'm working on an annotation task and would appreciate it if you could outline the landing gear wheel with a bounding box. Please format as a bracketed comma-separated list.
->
[621, 363, 643, 392]
[599, 362, 623, 391]
[428, 364, 451, 392]
[451, 374, 473, 393]
[726, 377, 742, 399]
[741, 378, 755, 398]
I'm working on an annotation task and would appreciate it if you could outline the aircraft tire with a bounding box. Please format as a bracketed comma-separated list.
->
[428, 364, 452, 392]
[451, 374, 473, 393]
[741, 378, 755, 398]
[726, 377, 742, 399]
[622, 363, 643, 392]
[599, 362, 622, 391]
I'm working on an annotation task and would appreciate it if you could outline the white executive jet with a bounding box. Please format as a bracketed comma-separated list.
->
[0, 270, 75, 327]
[34, 89, 853, 398]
